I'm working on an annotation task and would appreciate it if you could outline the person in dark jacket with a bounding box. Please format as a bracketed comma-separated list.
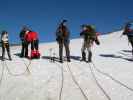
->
[56, 19, 71, 63]
[80, 24, 100, 62]
[1, 31, 12, 61]
[19, 26, 29, 58]
[123, 22, 133, 56]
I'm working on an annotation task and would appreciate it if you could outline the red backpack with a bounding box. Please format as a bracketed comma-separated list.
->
[31, 50, 40, 59]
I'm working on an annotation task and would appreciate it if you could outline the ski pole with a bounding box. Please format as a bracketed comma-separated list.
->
[49, 48, 53, 62]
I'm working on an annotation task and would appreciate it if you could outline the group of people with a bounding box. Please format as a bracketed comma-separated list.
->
[0, 19, 133, 62]
[0, 26, 40, 61]
[19, 26, 40, 59]
[55, 20, 100, 63]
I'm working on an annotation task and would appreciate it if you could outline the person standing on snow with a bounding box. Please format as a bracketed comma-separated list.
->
[24, 30, 40, 59]
[80, 24, 100, 62]
[1, 31, 12, 61]
[56, 19, 71, 63]
[123, 22, 133, 56]
[19, 26, 30, 58]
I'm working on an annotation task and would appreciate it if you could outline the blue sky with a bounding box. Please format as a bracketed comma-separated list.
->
[0, 0, 133, 43]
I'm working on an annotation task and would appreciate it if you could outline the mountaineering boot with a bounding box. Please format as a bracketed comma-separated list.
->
[1, 58, 4, 61]
[60, 60, 63, 63]
[81, 52, 86, 61]
[59, 58, 63, 63]
[9, 57, 12, 61]
[87, 51, 92, 63]
[67, 57, 71, 62]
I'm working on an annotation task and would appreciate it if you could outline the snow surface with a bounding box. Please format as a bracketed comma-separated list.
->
[0, 30, 133, 100]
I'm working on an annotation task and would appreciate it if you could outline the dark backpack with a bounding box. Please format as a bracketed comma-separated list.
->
[84, 25, 96, 41]
[56, 24, 69, 39]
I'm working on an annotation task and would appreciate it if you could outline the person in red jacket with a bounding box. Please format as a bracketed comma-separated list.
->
[25, 30, 40, 59]
[30, 31, 39, 50]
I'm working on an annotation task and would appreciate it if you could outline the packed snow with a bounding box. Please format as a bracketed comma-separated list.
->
[0, 30, 133, 100]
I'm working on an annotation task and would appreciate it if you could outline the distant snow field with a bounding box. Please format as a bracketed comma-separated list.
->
[0, 30, 133, 100]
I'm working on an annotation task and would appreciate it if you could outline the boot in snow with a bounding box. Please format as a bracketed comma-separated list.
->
[81, 52, 86, 61]
[59, 57, 63, 63]
[87, 51, 92, 63]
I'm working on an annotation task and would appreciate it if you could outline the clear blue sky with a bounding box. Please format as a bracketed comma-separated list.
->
[0, 0, 133, 43]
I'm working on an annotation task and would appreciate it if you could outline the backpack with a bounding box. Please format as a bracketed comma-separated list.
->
[56, 24, 69, 38]
[31, 50, 40, 59]
[85, 25, 96, 40]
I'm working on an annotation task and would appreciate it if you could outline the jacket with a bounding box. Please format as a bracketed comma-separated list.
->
[1, 33, 9, 43]
[25, 31, 38, 42]
[56, 25, 70, 44]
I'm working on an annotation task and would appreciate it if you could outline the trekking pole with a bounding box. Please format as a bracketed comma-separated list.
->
[53, 52, 56, 63]
[50, 48, 56, 62]
[49, 48, 53, 62]
[51, 48, 56, 63]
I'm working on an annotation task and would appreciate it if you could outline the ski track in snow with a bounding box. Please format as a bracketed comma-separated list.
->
[0, 30, 133, 100]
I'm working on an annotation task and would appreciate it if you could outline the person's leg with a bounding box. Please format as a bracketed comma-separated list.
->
[35, 40, 39, 51]
[64, 41, 70, 62]
[20, 41, 25, 57]
[86, 40, 93, 63]
[130, 41, 133, 56]
[2, 43, 5, 60]
[81, 41, 86, 61]
[87, 47, 92, 62]
[31, 41, 34, 51]
[59, 42, 63, 62]
[6, 43, 12, 60]
[30, 41, 35, 58]
[25, 42, 29, 58]
[31, 40, 39, 58]
[128, 37, 133, 56]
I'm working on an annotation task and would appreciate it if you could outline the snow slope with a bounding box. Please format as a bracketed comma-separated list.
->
[0, 30, 133, 100]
